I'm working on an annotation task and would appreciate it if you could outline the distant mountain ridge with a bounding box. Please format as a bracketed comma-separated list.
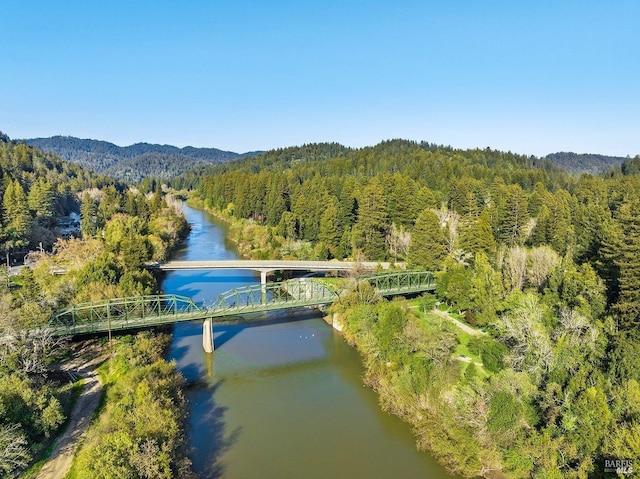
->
[544, 151, 628, 175]
[24, 135, 262, 182]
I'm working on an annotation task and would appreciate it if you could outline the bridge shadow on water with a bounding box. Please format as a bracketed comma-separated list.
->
[186, 380, 241, 479]
[172, 309, 333, 384]
[173, 309, 324, 351]
[181, 310, 333, 477]
[214, 309, 328, 349]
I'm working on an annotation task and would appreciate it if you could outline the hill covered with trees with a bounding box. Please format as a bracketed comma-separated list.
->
[0, 132, 121, 259]
[545, 151, 628, 175]
[24, 135, 262, 182]
[180, 139, 640, 478]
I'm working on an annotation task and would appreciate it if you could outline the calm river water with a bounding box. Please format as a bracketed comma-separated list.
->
[162, 205, 459, 479]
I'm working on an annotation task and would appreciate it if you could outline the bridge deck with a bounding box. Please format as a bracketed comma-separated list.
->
[150, 260, 402, 271]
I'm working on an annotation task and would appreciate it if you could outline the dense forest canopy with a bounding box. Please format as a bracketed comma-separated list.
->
[25, 135, 262, 182]
[3, 130, 640, 477]
[544, 152, 629, 175]
[181, 138, 640, 478]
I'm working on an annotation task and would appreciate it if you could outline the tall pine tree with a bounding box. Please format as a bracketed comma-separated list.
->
[613, 196, 640, 329]
[352, 179, 389, 260]
[2, 180, 32, 252]
[408, 209, 448, 270]
[460, 209, 497, 258]
[497, 184, 529, 246]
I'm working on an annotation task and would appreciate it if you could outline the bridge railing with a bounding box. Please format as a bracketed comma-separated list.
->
[51, 294, 204, 335]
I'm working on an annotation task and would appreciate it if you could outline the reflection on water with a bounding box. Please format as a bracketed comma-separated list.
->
[163, 206, 458, 479]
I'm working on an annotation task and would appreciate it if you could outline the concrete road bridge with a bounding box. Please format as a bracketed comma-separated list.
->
[147, 260, 405, 285]
[48, 270, 435, 352]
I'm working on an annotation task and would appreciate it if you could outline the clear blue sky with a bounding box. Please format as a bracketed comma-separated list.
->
[2, 0, 638, 156]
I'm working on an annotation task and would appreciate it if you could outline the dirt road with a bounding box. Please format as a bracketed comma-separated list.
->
[431, 308, 486, 336]
[36, 353, 105, 479]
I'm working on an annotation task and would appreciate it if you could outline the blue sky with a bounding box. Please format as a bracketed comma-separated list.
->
[2, 0, 638, 156]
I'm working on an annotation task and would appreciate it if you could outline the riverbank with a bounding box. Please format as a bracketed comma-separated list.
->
[329, 295, 494, 478]
[64, 332, 194, 479]
[185, 197, 334, 261]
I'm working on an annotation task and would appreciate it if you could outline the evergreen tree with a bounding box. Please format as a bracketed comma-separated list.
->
[2, 180, 32, 252]
[97, 186, 122, 228]
[528, 182, 552, 217]
[277, 211, 297, 239]
[318, 199, 340, 258]
[408, 209, 448, 270]
[548, 190, 574, 254]
[80, 193, 98, 237]
[415, 186, 438, 212]
[573, 202, 611, 264]
[27, 178, 55, 226]
[469, 252, 504, 324]
[528, 204, 552, 247]
[497, 184, 529, 246]
[120, 235, 150, 271]
[613, 197, 640, 329]
[336, 177, 358, 233]
[265, 176, 288, 227]
[385, 174, 419, 228]
[352, 179, 389, 259]
[460, 209, 496, 258]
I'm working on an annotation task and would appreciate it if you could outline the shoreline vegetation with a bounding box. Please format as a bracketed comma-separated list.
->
[63, 332, 195, 479]
[185, 196, 350, 262]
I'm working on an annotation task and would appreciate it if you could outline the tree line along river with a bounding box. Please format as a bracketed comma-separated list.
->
[161, 205, 460, 479]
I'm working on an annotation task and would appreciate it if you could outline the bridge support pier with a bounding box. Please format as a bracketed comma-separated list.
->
[203, 317, 214, 353]
[260, 270, 268, 304]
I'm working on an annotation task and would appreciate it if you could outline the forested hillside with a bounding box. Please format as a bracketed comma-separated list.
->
[545, 151, 628, 175]
[0, 132, 120, 257]
[183, 139, 640, 478]
[25, 135, 261, 182]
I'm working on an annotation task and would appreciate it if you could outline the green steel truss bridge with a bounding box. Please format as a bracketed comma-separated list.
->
[49, 270, 435, 347]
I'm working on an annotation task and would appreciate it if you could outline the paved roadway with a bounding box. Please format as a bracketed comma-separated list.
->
[151, 259, 404, 272]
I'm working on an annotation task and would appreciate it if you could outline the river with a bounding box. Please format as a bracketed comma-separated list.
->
[162, 205, 459, 479]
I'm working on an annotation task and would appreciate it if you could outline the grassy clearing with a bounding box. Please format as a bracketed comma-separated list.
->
[407, 298, 490, 377]
[453, 331, 490, 377]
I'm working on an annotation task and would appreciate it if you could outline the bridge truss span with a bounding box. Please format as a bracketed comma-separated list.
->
[358, 270, 436, 295]
[51, 294, 206, 335]
[209, 278, 340, 315]
[45, 270, 435, 339]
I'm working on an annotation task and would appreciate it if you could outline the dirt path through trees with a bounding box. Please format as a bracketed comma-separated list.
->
[431, 309, 486, 336]
[36, 353, 105, 479]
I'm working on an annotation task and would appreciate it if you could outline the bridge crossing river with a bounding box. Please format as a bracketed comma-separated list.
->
[148, 259, 404, 285]
[49, 270, 435, 350]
